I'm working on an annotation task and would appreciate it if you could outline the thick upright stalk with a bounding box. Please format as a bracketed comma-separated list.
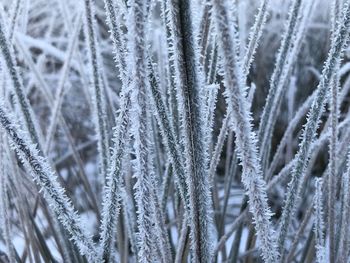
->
[176, 0, 214, 261]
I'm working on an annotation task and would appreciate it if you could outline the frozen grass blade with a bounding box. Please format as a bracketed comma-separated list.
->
[82, 0, 110, 186]
[127, 0, 161, 261]
[243, 0, 270, 76]
[8, 0, 22, 43]
[259, 0, 315, 170]
[1, 1, 350, 262]
[45, 14, 82, 153]
[0, 136, 15, 263]
[328, 1, 341, 261]
[103, 0, 127, 83]
[98, 80, 131, 262]
[211, 0, 278, 261]
[337, 148, 350, 262]
[258, 0, 303, 169]
[177, 0, 214, 260]
[277, 2, 350, 254]
[0, 102, 98, 261]
[147, 58, 187, 201]
[314, 178, 326, 263]
[0, 11, 42, 148]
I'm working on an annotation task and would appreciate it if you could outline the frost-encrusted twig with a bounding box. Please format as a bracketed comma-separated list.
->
[209, 83, 255, 182]
[204, 83, 219, 147]
[214, 111, 350, 258]
[207, 0, 266, 186]
[267, 91, 316, 179]
[0, 102, 98, 261]
[211, 0, 278, 261]
[214, 117, 346, 257]
[260, 0, 315, 170]
[268, 60, 350, 180]
[209, 0, 265, 179]
[58, 0, 90, 97]
[243, 0, 270, 76]
[337, 148, 350, 262]
[7, 0, 22, 43]
[98, 0, 138, 259]
[0, 136, 15, 263]
[45, 14, 82, 153]
[98, 87, 131, 261]
[174, 223, 189, 263]
[285, 204, 313, 263]
[328, 1, 341, 261]
[276, 3, 350, 254]
[161, 0, 180, 133]
[257, 0, 303, 168]
[102, 0, 127, 83]
[176, 0, 214, 260]
[209, 113, 230, 180]
[147, 58, 187, 200]
[146, 110, 173, 262]
[0, 11, 42, 148]
[314, 178, 326, 263]
[165, 0, 214, 260]
[127, 0, 161, 261]
[82, 0, 110, 185]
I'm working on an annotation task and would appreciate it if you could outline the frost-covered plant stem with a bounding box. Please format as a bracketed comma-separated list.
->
[314, 178, 326, 263]
[58, 0, 90, 97]
[98, 88, 131, 261]
[260, 0, 315, 172]
[45, 15, 82, 153]
[147, 58, 187, 200]
[127, 0, 161, 261]
[0, 103, 98, 261]
[337, 149, 350, 262]
[0, 139, 15, 263]
[160, 0, 180, 134]
[98, 0, 132, 261]
[213, 116, 350, 257]
[258, 0, 303, 169]
[176, 0, 214, 261]
[8, 0, 22, 43]
[0, 12, 42, 148]
[328, 1, 340, 261]
[198, 0, 212, 66]
[328, 53, 339, 263]
[276, 3, 350, 254]
[285, 204, 313, 263]
[82, 0, 110, 185]
[211, 0, 278, 261]
[165, 0, 214, 260]
[102, 0, 127, 83]
[209, 0, 269, 183]
[243, 0, 270, 76]
[209, 113, 230, 180]
[267, 91, 316, 178]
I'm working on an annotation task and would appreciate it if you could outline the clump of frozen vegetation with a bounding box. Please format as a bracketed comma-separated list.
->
[0, 0, 350, 262]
